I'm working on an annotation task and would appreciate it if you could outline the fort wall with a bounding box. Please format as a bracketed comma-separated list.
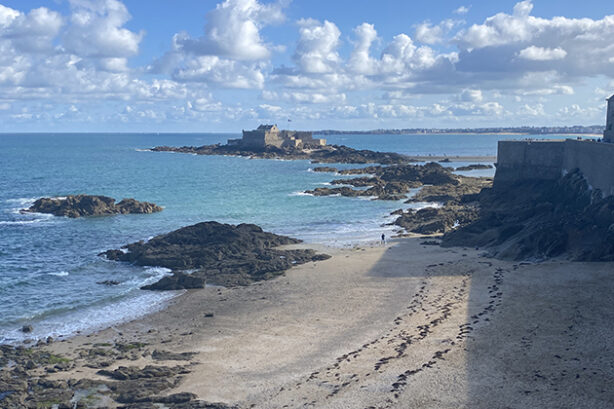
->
[495, 139, 614, 197]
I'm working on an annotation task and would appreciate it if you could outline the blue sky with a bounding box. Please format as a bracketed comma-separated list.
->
[0, 0, 613, 132]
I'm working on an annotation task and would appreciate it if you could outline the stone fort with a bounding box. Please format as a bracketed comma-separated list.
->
[495, 94, 614, 197]
[228, 124, 326, 149]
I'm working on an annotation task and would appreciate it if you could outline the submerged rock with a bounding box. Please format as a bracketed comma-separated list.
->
[100, 221, 330, 288]
[455, 164, 493, 171]
[22, 195, 162, 218]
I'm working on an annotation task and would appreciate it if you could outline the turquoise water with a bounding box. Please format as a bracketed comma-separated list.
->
[0, 132, 568, 343]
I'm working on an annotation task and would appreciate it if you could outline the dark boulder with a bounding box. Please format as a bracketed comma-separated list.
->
[100, 222, 330, 288]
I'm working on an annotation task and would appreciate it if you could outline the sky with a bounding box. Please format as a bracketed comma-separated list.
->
[0, 0, 613, 132]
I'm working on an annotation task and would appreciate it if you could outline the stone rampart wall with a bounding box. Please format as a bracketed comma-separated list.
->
[495, 139, 614, 197]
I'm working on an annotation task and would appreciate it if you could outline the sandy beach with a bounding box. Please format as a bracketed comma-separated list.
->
[39, 237, 614, 408]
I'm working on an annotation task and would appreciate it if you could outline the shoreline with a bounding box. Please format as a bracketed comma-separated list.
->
[25, 236, 614, 408]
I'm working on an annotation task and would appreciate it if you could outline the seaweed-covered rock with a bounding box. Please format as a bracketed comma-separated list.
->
[100, 222, 330, 287]
[22, 195, 162, 218]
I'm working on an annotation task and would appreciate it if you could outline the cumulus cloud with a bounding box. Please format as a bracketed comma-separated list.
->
[415, 19, 459, 45]
[175, 0, 284, 60]
[460, 89, 483, 103]
[348, 23, 378, 74]
[293, 19, 341, 74]
[174, 56, 266, 88]
[150, 0, 286, 88]
[455, 0, 614, 79]
[1, 6, 63, 53]
[518, 46, 567, 61]
[64, 0, 143, 67]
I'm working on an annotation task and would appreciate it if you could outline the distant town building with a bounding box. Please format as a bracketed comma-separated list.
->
[604, 95, 614, 143]
[228, 124, 326, 149]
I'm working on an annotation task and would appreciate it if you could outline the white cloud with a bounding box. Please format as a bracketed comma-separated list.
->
[518, 46, 567, 61]
[1, 7, 63, 53]
[460, 89, 483, 102]
[415, 19, 458, 45]
[518, 103, 545, 116]
[293, 19, 341, 74]
[64, 0, 142, 61]
[174, 56, 265, 88]
[149, 0, 285, 88]
[174, 0, 284, 61]
[348, 23, 378, 74]
[454, 6, 470, 15]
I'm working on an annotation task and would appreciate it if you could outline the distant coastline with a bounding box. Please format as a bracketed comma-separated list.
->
[314, 125, 604, 136]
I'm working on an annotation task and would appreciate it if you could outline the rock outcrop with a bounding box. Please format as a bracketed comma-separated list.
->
[141, 272, 205, 291]
[152, 143, 410, 165]
[100, 221, 330, 288]
[23, 195, 162, 218]
[442, 169, 614, 261]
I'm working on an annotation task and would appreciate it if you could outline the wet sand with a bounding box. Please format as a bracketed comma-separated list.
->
[45, 237, 614, 408]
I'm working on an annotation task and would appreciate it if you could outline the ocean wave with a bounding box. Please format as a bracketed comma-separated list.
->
[289, 191, 314, 197]
[48, 271, 69, 277]
[134, 148, 151, 152]
[0, 219, 43, 225]
[5, 197, 38, 206]
[0, 290, 179, 345]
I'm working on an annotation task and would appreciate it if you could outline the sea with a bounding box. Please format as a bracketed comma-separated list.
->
[0, 132, 569, 343]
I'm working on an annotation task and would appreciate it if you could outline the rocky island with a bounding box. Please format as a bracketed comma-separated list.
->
[22, 195, 162, 218]
[151, 124, 411, 164]
[100, 221, 331, 289]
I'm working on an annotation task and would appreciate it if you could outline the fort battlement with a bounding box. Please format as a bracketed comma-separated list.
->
[229, 124, 326, 149]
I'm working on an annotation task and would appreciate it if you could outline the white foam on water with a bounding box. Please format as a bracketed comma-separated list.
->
[289, 191, 314, 197]
[0, 220, 43, 225]
[5, 197, 38, 207]
[48, 271, 69, 277]
[0, 290, 179, 345]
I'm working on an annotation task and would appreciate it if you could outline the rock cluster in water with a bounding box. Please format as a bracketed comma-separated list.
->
[308, 162, 492, 234]
[100, 221, 330, 289]
[151, 143, 411, 164]
[306, 162, 462, 201]
[23, 195, 163, 218]
[442, 169, 614, 261]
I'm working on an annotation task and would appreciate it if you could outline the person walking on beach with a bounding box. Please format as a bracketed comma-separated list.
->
[381, 233, 386, 245]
